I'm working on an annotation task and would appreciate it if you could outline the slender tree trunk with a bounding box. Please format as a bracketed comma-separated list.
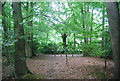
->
[62, 34, 67, 53]
[12, 2, 30, 76]
[106, 2, 120, 79]
[62, 34, 68, 63]
[102, 7, 105, 50]
[72, 33, 76, 57]
[73, 9, 76, 57]
[89, 8, 94, 54]
[81, 5, 89, 57]
[30, 2, 36, 56]
[25, 38, 32, 57]
[26, 2, 36, 56]
[90, 8, 93, 44]
[25, 2, 33, 57]
[85, 4, 89, 54]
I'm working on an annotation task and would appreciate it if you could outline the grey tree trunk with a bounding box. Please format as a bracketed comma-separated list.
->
[25, 2, 32, 57]
[90, 8, 93, 44]
[102, 7, 105, 50]
[106, 2, 120, 79]
[12, 2, 30, 76]
[62, 33, 68, 63]
[81, 5, 89, 57]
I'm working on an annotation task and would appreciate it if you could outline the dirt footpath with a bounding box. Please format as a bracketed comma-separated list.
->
[27, 54, 114, 79]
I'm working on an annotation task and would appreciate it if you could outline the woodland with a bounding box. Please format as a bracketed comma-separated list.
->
[1, 1, 120, 80]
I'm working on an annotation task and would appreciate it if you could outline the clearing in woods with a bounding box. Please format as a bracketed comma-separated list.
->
[27, 54, 114, 79]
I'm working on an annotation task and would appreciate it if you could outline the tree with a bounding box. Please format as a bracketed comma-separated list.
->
[24, 2, 34, 57]
[106, 2, 120, 79]
[81, 4, 89, 56]
[12, 2, 30, 76]
[101, 6, 105, 50]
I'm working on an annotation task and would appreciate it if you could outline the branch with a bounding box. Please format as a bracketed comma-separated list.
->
[2, 2, 6, 7]
[43, 15, 63, 24]
[23, 14, 34, 19]
[23, 13, 64, 24]
[21, 3, 27, 10]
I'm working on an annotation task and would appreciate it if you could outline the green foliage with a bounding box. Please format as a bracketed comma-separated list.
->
[91, 72, 106, 79]
[31, 39, 40, 54]
[2, 2, 114, 79]
[67, 41, 82, 54]
[38, 42, 58, 54]
[100, 31, 113, 59]
[100, 46, 113, 59]
[3, 30, 15, 47]
[2, 2, 112, 55]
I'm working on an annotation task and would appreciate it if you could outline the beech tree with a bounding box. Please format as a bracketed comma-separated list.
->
[106, 2, 120, 79]
[12, 2, 30, 76]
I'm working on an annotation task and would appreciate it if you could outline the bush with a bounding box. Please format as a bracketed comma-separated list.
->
[31, 39, 40, 54]
[39, 42, 58, 54]
[100, 49, 113, 59]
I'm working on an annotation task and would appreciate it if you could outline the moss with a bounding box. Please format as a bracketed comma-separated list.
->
[90, 72, 106, 79]
[19, 74, 44, 79]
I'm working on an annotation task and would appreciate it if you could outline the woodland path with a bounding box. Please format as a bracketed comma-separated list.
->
[27, 54, 114, 79]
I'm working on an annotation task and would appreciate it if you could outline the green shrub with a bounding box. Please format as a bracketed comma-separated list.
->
[91, 72, 106, 79]
[38, 42, 58, 54]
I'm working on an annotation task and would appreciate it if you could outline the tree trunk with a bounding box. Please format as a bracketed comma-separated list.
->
[30, 2, 36, 56]
[106, 2, 120, 79]
[90, 8, 93, 44]
[72, 33, 76, 57]
[12, 2, 30, 76]
[85, 5, 89, 56]
[81, 4, 89, 57]
[62, 33, 68, 63]
[25, 2, 33, 57]
[62, 34, 67, 54]
[102, 7, 105, 50]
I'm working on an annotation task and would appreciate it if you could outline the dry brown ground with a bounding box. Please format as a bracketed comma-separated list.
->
[26, 54, 114, 79]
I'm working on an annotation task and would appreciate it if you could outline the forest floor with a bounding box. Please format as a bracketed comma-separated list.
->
[26, 54, 114, 79]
